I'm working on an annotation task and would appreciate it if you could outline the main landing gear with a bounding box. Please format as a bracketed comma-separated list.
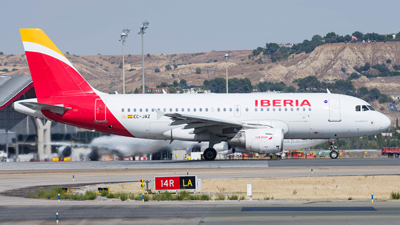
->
[203, 148, 217, 161]
[329, 139, 339, 159]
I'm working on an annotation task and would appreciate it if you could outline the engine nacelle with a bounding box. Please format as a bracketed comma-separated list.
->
[228, 128, 283, 153]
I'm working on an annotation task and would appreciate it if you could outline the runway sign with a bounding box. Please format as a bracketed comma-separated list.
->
[154, 176, 197, 191]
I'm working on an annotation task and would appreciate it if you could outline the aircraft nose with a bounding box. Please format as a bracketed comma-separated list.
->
[380, 114, 391, 131]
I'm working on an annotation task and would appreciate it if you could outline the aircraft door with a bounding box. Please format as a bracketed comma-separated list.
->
[95, 99, 107, 123]
[234, 105, 241, 117]
[328, 99, 341, 122]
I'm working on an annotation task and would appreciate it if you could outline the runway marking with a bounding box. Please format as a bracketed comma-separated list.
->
[242, 207, 376, 212]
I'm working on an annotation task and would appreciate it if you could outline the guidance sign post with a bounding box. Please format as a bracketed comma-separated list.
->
[154, 176, 197, 191]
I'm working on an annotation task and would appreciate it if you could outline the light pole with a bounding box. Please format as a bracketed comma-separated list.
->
[225, 51, 232, 93]
[138, 20, 150, 94]
[120, 28, 130, 94]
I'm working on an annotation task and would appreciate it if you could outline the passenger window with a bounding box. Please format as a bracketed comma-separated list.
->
[199, 108, 202, 112]
[134, 108, 136, 112]
[122, 108, 124, 112]
[206, 108, 208, 112]
[128, 108, 130, 112]
[182, 108, 184, 112]
[187, 108, 190, 112]
[140, 108, 142, 112]
[152, 109, 154, 112]
[279, 108, 281, 111]
[194, 108, 196, 112]
[267, 108, 270, 112]
[230, 108, 232, 112]
[146, 108, 148, 112]
[356, 105, 360, 111]
[261, 108, 263, 112]
[224, 108, 226, 112]
[297, 108, 299, 111]
[291, 108, 293, 111]
[285, 108, 287, 111]
[170, 108, 172, 112]
[176, 108, 178, 112]
[362, 105, 369, 111]
[246, 108, 248, 112]
[255, 108, 257, 112]
[273, 108, 275, 111]
[303, 108, 305, 111]
[163, 108, 166, 112]
[309, 108, 311, 111]
[218, 108, 220, 112]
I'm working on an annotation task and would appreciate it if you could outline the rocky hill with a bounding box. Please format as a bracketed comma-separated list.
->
[1, 41, 400, 95]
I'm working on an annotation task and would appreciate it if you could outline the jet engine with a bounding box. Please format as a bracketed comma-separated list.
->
[228, 128, 283, 153]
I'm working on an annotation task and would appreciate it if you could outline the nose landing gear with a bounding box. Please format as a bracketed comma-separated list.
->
[329, 139, 339, 159]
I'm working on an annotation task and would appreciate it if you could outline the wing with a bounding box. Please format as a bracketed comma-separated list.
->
[155, 109, 271, 139]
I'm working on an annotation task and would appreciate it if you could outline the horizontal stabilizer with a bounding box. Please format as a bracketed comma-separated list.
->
[20, 102, 71, 114]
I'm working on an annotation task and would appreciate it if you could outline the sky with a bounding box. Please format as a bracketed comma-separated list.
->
[2, 0, 400, 55]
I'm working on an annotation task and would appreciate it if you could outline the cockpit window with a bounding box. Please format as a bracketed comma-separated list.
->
[356, 105, 360, 111]
[362, 105, 369, 111]
[367, 105, 375, 111]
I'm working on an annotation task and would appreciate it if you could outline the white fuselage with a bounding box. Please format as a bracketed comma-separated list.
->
[99, 92, 389, 140]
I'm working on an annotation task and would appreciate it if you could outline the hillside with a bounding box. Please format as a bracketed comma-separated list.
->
[1, 41, 400, 95]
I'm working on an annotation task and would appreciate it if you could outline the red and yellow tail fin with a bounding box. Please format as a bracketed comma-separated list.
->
[20, 28, 96, 98]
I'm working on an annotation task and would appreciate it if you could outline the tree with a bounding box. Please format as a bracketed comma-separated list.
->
[147, 53, 151, 57]
[387, 59, 392, 64]
[118, 62, 123, 69]
[352, 31, 364, 40]
[134, 88, 139, 94]
[155, 68, 160, 73]
[358, 87, 369, 97]
[173, 64, 178, 69]
[196, 67, 201, 74]
[179, 79, 187, 87]
[165, 65, 172, 71]
[173, 80, 179, 87]
[344, 35, 352, 42]
[169, 87, 177, 93]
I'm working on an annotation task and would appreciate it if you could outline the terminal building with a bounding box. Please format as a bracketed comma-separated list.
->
[0, 75, 77, 160]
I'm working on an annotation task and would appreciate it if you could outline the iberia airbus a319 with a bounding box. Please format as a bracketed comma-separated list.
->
[13, 29, 391, 160]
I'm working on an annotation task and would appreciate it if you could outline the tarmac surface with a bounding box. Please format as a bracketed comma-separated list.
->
[1, 158, 400, 224]
[0, 158, 399, 170]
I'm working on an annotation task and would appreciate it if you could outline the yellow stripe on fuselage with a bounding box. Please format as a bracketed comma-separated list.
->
[20, 28, 65, 58]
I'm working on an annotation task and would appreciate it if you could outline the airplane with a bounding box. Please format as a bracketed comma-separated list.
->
[13, 28, 391, 160]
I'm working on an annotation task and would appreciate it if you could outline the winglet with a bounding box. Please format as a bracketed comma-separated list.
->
[327, 88, 331, 94]
[154, 108, 164, 120]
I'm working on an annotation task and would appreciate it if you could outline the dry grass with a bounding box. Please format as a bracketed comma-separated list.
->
[200, 175, 400, 201]
[108, 175, 400, 201]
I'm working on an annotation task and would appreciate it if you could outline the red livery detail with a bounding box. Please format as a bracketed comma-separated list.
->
[256, 99, 312, 107]
[155, 176, 180, 190]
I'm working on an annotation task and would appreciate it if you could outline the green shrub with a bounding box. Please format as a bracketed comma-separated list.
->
[216, 194, 225, 201]
[106, 192, 115, 198]
[128, 193, 135, 200]
[390, 191, 400, 199]
[264, 196, 270, 200]
[228, 195, 238, 200]
[348, 197, 353, 200]
[240, 196, 245, 200]
[200, 194, 210, 200]
[100, 191, 108, 197]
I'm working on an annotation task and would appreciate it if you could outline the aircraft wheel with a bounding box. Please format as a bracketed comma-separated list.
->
[204, 148, 217, 161]
[329, 150, 339, 159]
